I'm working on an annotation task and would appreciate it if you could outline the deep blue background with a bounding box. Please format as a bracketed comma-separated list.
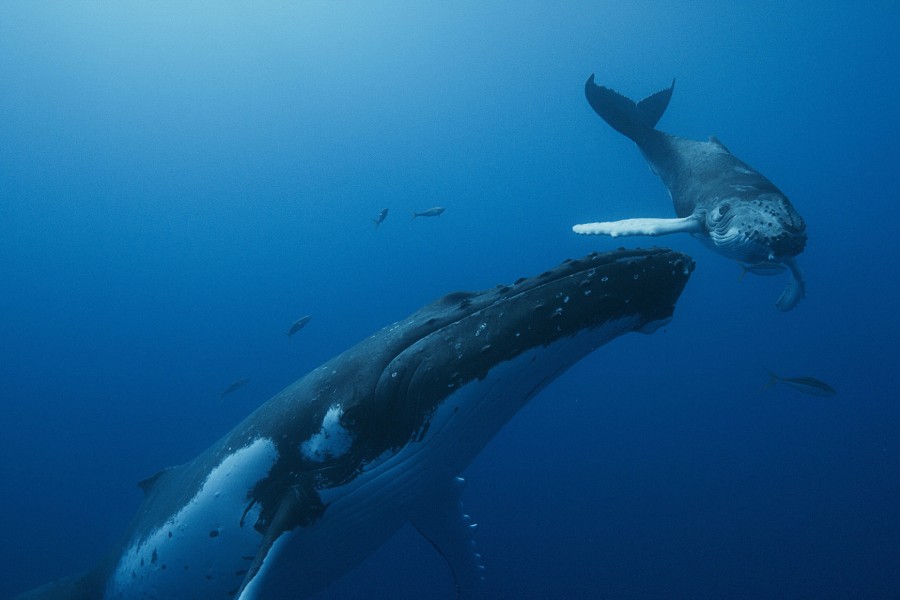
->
[2, 2, 898, 598]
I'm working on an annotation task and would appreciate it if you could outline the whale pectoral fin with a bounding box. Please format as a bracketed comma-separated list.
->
[234, 497, 299, 598]
[573, 216, 702, 237]
[235, 486, 328, 598]
[776, 258, 806, 311]
[409, 477, 484, 599]
[775, 278, 804, 311]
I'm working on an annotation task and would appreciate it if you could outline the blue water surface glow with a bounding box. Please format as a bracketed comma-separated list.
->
[1, 2, 898, 598]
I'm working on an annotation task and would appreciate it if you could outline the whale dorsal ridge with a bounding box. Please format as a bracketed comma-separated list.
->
[708, 135, 732, 153]
[137, 467, 175, 495]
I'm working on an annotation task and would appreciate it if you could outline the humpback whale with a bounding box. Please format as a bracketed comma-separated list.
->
[573, 74, 807, 311]
[17, 248, 693, 600]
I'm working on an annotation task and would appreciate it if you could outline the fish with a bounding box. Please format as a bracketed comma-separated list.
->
[220, 378, 249, 399]
[739, 261, 788, 280]
[765, 371, 836, 397]
[412, 206, 445, 219]
[371, 208, 388, 227]
[286, 315, 312, 339]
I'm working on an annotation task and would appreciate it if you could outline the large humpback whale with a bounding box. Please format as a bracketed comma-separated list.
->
[573, 74, 807, 311]
[17, 248, 693, 600]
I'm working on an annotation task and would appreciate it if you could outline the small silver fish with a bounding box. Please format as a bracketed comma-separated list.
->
[412, 206, 445, 219]
[220, 377, 248, 399]
[765, 371, 836, 397]
[287, 315, 312, 338]
[372, 208, 388, 227]
[739, 261, 787, 279]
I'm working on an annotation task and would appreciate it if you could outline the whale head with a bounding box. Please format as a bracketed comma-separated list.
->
[702, 193, 807, 264]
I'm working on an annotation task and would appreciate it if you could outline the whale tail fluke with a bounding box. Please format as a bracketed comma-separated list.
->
[584, 73, 674, 143]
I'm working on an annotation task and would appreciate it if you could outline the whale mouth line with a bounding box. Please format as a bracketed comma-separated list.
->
[710, 233, 776, 264]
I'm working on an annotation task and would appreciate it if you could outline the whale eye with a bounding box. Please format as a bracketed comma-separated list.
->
[718, 203, 731, 216]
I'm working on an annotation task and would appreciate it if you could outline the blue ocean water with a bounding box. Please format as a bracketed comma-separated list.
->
[1, 2, 898, 598]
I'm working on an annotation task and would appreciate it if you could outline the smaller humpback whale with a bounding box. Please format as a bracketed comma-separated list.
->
[286, 315, 312, 339]
[16, 248, 693, 600]
[573, 74, 808, 311]
[220, 377, 248, 399]
[412, 206, 445, 219]
[372, 208, 388, 227]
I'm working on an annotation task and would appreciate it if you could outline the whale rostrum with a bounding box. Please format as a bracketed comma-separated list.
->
[17, 248, 693, 600]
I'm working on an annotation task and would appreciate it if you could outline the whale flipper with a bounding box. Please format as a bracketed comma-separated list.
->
[584, 73, 675, 143]
[776, 258, 806, 312]
[410, 477, 484, 599]
[235, 485, 328, 597]
[573, 215, 702, 237]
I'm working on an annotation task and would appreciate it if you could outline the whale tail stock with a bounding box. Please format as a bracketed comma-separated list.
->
[14, 571, 101, 600]
[584, 73, 675, 143]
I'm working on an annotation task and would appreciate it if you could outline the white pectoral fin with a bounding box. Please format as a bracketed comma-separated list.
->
[572, 216, 702, 237]
[775, 258, 806, 312]
[236, 491, 315, 599]
[409, 477, 484, 599]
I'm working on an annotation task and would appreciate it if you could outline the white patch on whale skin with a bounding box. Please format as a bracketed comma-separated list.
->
[300, 404, 353, 462]
[106, 438, 278, 598]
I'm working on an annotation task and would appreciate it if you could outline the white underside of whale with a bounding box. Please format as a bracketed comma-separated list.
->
[106, 438, 278, 598]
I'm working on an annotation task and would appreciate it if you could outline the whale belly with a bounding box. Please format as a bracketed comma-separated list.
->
[105, 439, 279, 599]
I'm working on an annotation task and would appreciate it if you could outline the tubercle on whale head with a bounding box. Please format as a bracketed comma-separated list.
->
[769, 220, 807, 260]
